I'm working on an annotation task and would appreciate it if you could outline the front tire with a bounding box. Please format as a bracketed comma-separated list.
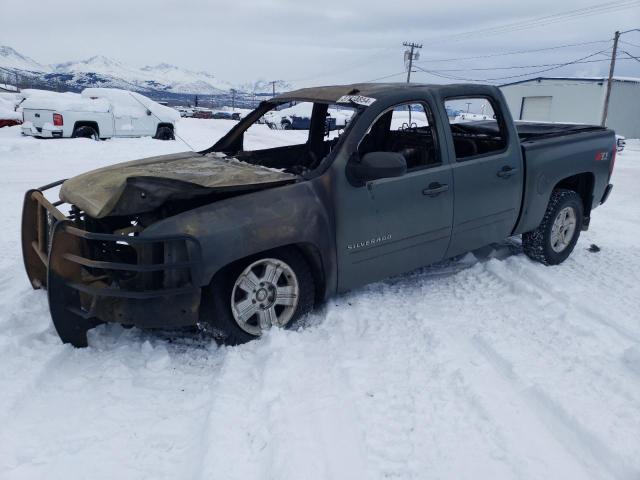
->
[523, 189, 583, 265]
[200, 249, 315, 345]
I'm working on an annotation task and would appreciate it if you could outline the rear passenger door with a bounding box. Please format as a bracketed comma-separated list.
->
[443, 96, 523, 257]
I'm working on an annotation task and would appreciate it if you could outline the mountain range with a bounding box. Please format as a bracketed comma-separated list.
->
[0, 46, 292, 102]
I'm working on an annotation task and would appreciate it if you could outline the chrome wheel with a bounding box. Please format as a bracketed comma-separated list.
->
[230, 258, 299, 336]
[550, 206, 577, 253]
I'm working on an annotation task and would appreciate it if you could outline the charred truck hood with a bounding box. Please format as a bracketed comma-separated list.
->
[60, 152, 297, 218]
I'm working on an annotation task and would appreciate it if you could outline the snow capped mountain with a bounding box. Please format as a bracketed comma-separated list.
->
[239, 79, 293, 94]
[49, 56, 230, 94]
[0, 46, 292, 97]
[140, 63, 234, 94]
[53, 55, 143, 78]
[0, 46, 51, 73]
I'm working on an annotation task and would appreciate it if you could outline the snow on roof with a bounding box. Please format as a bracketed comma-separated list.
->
[81, 88, 180, 121]
[15, 87, 179, 121]
[22, 90, 110, 113]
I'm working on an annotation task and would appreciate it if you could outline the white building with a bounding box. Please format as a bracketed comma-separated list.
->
[499, 77, 640, 138]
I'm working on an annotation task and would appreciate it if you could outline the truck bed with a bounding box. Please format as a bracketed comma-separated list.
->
[454, 119, 607, 143]
[514, 122, 607, 142]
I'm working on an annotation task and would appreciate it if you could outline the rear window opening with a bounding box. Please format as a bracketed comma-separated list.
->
[444, 97, 507, 160]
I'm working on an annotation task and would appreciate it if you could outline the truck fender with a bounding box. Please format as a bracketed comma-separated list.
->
[141, 180, 337, 299]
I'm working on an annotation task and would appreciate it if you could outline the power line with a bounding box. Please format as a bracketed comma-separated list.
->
[425, 1, 640, 44]
[414, 49, 611, 82]
[286, 3, 634, 84]
[288, 49, 396, 83]
[621, 39, 640, 48]
[622, 50, 640, 62]
[425, 56, 632, 73]
[363, 71, 407, 83]
[414, 39, 612, 64]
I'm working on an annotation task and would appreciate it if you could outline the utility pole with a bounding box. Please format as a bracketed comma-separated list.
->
[601, 31, 620, 127]
[403, 41, 422, 83]
[270, 81, 277, 97]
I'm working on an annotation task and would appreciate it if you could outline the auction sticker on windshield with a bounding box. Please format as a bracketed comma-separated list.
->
[337, 95, 376, 107]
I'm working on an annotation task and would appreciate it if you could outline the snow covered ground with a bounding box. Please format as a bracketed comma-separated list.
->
[0, 121, 639, 480]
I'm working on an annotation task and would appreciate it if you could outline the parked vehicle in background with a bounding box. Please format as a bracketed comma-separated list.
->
[265, 102, 352, 131]
[212, 111, 235, 120]
[192, 109, 214, 119]
[22, 83, 617, 348]
[20, 88, 179, 140]
[616, 135, 626, 152]
[0, 94, 22, 128]
[278, 115, 338, 131]
[176, 107, 195, 118]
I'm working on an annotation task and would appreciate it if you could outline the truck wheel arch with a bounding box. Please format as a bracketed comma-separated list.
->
[156, 122, 174, 132]
[154, 123, 175, 140]
[206, 242, 327, 306]
[552, 172, 595, 224]
[72, 121, 100, 138]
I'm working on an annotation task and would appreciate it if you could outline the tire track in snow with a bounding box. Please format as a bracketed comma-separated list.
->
[508, 254, 640, 344]
[471, 335, 638, 480]
[481, 257, 640, 405]
[193, 329, 373, 480]
[0, 346, 70, 426]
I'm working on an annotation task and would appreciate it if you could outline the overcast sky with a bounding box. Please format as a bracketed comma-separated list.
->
[1, 0, 639, 87]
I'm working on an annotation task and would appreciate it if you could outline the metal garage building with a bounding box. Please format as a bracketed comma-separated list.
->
[500, 77, 640, 138]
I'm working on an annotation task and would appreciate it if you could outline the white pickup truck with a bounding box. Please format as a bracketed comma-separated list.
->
[21, 88, 179, 140]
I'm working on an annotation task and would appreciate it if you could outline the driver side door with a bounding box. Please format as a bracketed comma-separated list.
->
[336, 102, 454, 291]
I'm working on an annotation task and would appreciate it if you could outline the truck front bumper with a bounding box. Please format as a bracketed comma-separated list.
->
[21, 182, 203, 347]
[21, 122, 64, 138]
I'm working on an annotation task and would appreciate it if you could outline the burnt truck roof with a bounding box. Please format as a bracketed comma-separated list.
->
[273, 82, 502, 104]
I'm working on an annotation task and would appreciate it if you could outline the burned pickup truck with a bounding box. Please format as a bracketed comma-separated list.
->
[22, 83, 616, 347]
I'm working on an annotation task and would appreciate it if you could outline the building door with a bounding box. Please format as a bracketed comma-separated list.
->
[520, 96, 552, 121]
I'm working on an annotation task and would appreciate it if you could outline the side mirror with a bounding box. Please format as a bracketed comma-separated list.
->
[347, 151, 407, 185]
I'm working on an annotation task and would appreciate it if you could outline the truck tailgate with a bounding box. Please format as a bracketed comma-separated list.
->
[22, 109, 54, 129]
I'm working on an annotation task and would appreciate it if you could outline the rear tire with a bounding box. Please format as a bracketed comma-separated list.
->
[523, 189, 583, 265]
[200, 248, 315, 345]
[154, 125, 175, 140]
[72, 126, 99, 140]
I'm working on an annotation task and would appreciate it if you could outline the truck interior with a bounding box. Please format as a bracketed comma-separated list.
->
[448, 122, 507, 158]
[357, 103, 441, 171]
[214, 101, 357, 176]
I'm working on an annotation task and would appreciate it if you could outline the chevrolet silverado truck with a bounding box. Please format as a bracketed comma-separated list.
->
[21, 88, 178, 140]
[21, 83, 616, 347]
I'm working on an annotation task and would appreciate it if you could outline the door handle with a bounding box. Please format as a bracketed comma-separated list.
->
[423, 182, 449, 197]
[497, 166, 518, 178]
